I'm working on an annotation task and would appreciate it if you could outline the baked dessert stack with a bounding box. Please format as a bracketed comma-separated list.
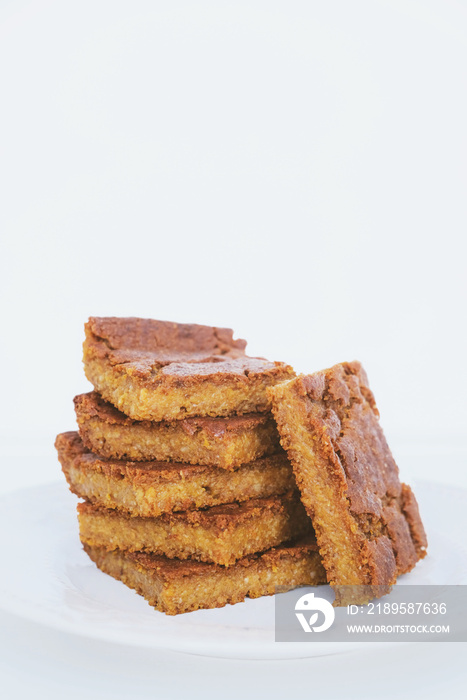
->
[56, 316, 427, 614]
[56, 317, 326, 615]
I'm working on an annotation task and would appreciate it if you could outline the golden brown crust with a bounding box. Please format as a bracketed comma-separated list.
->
[269, 362, 427, 605]
[83, 317, 295, 421]
[56, 431, 295, 517]
[82, 536, 326, 614]
[85, 316, 248, 369]
[74, 392, 280, 467]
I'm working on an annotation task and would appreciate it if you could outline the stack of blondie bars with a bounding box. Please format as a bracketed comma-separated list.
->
[57, 316, 427, 615]
[56, 317, 327, 614]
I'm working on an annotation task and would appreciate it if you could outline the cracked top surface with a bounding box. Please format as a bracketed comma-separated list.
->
[74, 391, 274, 436]
[86, 316, 247, 363]
[271, 362, 427, 584]
[300, 362, 403, 518]
[84, 317, 288, 380]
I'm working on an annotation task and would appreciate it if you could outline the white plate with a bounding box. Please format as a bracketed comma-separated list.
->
[0, 481, 466, 659]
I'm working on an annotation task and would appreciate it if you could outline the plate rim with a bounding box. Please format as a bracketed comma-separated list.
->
[0, 479, 465, 659]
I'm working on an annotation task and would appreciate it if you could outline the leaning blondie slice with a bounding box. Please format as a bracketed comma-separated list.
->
[56, 432, 295, 518]
[269, 362, 427, 606]
[77, 491, 312, 566]
[74, 392, 280, 468]
[83, 536, 326, 615]
[83, 317, 295, 421]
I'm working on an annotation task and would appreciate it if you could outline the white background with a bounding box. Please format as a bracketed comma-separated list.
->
[1, 1, 466, 698]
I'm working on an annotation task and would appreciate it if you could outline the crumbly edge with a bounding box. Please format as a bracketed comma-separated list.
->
[56, 430, 289, 480]
[77, 495, 312, 566]
[74, 392, 273, 432]
[83, 543, 327, 615]
[270, 382, 370, 580]
[83, 352, 294, 421]
[64, 462, 295, 517]
[76, 413, 279, 468]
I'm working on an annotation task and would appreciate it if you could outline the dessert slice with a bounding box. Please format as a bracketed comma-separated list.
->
[56, 432, 295, 518]
[74, 391, 280, 468]
[269, 361, 427, 606]
[83, 317, 295, 421]
[83, 536, 326, 615]
[77, 491, 312, 566]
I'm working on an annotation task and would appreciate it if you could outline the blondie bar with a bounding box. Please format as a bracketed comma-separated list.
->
[77, 491, 312, 566]
[56, 432, 295, 518]
[83, 317, 295, 421]
[83, 536, 326, 615]
[74, 391, 279, 468]
[269, 362, 427, 605]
